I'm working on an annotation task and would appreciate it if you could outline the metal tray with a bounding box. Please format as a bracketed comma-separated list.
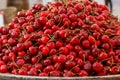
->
[0, 73, 120, 80]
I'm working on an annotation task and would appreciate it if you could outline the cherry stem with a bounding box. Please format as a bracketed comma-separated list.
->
[55, 63, 61, 70]
[101, 57, 112, 62]
[70, 65, 79, 71]
[4, 44, 11, 52]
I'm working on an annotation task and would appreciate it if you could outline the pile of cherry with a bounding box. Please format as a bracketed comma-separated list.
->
[0, 0, 120, 77]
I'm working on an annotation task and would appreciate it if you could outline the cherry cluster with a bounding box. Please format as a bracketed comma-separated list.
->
[0, 0, 120, 77]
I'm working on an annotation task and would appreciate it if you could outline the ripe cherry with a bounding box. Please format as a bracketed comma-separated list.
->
[79, 70, 88, 77]
[93, 62, 103, 72]
[42, 46, 50, 56]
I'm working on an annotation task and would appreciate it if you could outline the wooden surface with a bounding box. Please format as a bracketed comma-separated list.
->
[7, 0, 28, 11]
[0, 73, 120, 80]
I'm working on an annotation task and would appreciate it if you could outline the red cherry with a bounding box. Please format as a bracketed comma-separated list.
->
[59, 47, 69, 55]
[101, 35, 110, 43]
[79, 70, 88, 77]
[69, 14, 77, 21]
[42, 46, 50, 56]
[41, 36, 49, 45]
[0, 65, 8, 73]
[63, 71, 74, 77]
[74, 3, 83, 11]
[82, 40, 90, 49]
[110, 66, 120, 75]
[28, 46, 37, 55]
[16, 59, 25, 67]
[93, 62, 103, 72]
[70, 36, 79, 45]
[58, 54, 67, 63]
[99, 52, 108, 60]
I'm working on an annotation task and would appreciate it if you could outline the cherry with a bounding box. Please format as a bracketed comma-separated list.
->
[49, 49, 57, 56]
[39, 72, 48, 76]
[65, 60, 76, 69]
[65, 44, 73, 51]
[56, 41, 63, 48]
[12, 69, 18, 74]
[43, 59, 51, 66]
[70, 36, 79, 45]
[8, 38, 16, 46]
[42, 46, 50, 56]
[99, 52, 108, 60]
[50, 71, 61, 77]
[41, 36, 49, 45]
[1, 35, 8, 40]
[82, 40, 90, 49]
[63, 71, 74, 77]
[27, 70, 37, 76]
[34, 63, 43, 70]
[79, 70, 88, 77]
[102, 43, 110, 50]
[78, 19, 84, 27]
[26, 25, 34, 33]
[16, 59, 25, 67]
[54, 62, 62, 70]
[2, 56, 9, 62]
[83, 61, 92, 72]
[28, 46, 37, 55]
[17, 11, 25, 17]
[18, 17, 26, 25]
[17, 43, 25, 51]
[77, 59, 83, 67]
[44, 29, 53, 34]
[31, 56, 37, 64]
[24, 41, 32, 49]
[97, 69, 107, 76]
[74, 3, 83, 11]
[88, 35, 96, 44]
[47, 42, 55, 49]
[74, 45, 82, 52]
[0, 65, 8, 73]
[52, 55, 58, 63]
[62, 18, 71, 26]
[110, 66, 120, 75]
[72, 66, 80, 73]
[43, 65, 54, 73]
[109, 51, 115, 57]
[59, 47, 69, 55]
[58, 54, 67, 64]
[23, 55, 31, 63]
[1, 27, 9, 35]
[88, 55, 94, 63]
[93, 62, 103, 72]
[90, 24, 100, 31]
[8, 52, 16, 60]
[18, 69, 27, 75]
[69, 14, 77, 21]
[18, 51, 26, 57]
[101, 35, 110, 43]
[52, 25, 59, 32]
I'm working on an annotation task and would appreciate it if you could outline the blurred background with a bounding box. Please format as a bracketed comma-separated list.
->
[0, 0, 119, 26]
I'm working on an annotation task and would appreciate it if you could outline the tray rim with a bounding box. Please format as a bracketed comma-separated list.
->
[0, 73, 120, 80]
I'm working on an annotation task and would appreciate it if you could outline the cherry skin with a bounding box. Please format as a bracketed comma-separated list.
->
[16, 59, 25, 67]
[93, 62, 103, 72]
[42, 46, 50, 56]
[82, 40, 90, 49]
[58, 54, 67, 64]
[79, 70, 88, 77]
[28, 46, 37, 55]
[101, 35, 110, 43]
[99, 52, 108, 60]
